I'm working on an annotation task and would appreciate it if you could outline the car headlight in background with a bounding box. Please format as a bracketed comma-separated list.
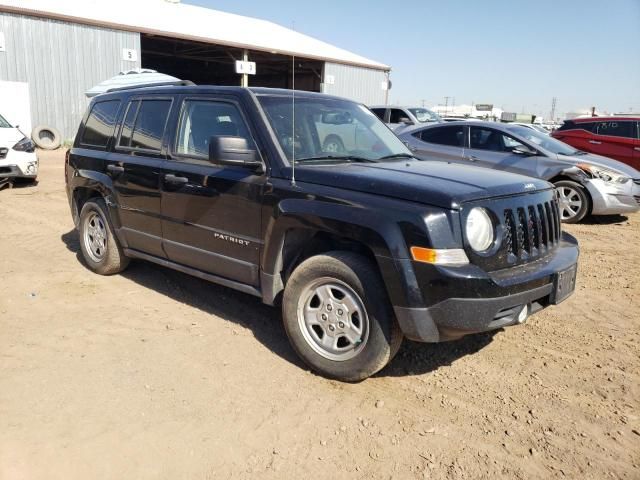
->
[12, 137, 36, 153]
[466, 207, 494, 252]
[577, 163, 629, 184]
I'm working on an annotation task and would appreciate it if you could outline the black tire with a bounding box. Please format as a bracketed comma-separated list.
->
[554, 180, 590, 223]
[322, 135, 345, 153]
[31, 125, 61, 150]
[282, 251, 403, 382]
[78, 198, 129, 275]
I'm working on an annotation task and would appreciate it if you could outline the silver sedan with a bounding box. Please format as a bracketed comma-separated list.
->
[398, 121, 640, 223]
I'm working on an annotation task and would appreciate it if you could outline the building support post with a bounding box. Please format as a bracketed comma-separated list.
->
[241, 49, 249, 87]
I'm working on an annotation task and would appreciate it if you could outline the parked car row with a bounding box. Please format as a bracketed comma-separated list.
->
[365, 106, 639, 223]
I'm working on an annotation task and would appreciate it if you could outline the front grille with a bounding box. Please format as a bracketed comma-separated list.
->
[503, 199, 561, 261]
[0, 148, 7, 159]
[464, 189, 562, 271]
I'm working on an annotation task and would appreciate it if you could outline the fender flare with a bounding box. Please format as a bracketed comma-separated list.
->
[260, 198, 422, 309]
[69, 169, 123, 230]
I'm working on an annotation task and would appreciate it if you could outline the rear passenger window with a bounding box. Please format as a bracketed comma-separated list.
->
[175, 100, 252, 158]
[419, 126, 464, 147]
[80, 100, 121, 148]
[370, 108, 386, 121]
[118, 99, 172, 151]
[389, 109, 409, 123]
[594, 121, 634, 138]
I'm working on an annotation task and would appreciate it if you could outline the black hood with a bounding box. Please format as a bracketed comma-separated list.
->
[293, 159, 552, 209]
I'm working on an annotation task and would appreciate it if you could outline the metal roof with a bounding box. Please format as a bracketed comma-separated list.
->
[0, 0, 390, 71]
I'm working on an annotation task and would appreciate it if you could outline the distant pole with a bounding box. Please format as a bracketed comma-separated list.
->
[550, 97, 557, 122]
[421, 99, 426, 108]
[444, 96, 450, 115]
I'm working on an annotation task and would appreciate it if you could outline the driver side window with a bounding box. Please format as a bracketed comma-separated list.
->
[469, 127, 525, 152]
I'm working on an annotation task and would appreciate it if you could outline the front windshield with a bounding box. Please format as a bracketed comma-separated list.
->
[0, 114, 12, 128]
[408, 108, 441, 123]
[257, 95, 412, 163]
[506, 125, 579, 156]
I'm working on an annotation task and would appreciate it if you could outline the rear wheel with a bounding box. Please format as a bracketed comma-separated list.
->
[554, 180, 590, 223]
[282, 252, 402, 382]
[79, 198, 129, 275]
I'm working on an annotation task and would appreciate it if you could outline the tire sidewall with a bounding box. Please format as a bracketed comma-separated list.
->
[78, 199, 128, 275]
[282, 253, 399, 381]
[554, 180, 589, 223]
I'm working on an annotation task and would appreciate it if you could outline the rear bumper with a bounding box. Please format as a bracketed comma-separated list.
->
[393, 233, 579, 342]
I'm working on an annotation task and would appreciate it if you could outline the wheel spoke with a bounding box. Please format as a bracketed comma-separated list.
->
[315, 285, 334, 303]
[342, 328, 361, 345]
[303, 305, 320, 326]
[320, 333, 335, 350]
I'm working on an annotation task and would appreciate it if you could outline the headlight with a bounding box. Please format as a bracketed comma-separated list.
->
[466, 207, 494, 252]
[12, 137, 35, 153]
[577, 163, 629, 184]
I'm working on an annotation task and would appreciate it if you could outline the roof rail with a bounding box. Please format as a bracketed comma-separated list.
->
[105, 80, 196, 94]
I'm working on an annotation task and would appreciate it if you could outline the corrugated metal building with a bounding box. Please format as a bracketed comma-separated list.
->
[0, 0, 391, 140]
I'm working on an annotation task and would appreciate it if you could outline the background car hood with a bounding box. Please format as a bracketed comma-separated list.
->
[294, 159, 551, 209]
[556, 152, 640, 178]
[0, 127, 23, 147]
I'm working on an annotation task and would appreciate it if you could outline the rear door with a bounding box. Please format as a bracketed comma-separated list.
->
[107, 96, 173, 257]
[408, 125, 465, 162]
[160, 95, 265, 286]
[466, 126, 541, 176]
[587, 120, 636, 165]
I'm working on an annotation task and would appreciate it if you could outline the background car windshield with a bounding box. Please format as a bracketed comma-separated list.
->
[507, 126, 578, 155]
[257, 95, 412, 162]
[409, 108, 441, 122]
[0, 114, 12, 128]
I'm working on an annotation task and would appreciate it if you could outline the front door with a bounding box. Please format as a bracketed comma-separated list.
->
[409, 125, 466, 163]
[160, 97, 265, 286]
[107, 97, 173, 257]
[466, 126, 540, 177]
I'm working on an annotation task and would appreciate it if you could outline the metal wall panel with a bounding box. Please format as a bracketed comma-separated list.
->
[0, 12, 140, 140]
[321, 62, 388, 106]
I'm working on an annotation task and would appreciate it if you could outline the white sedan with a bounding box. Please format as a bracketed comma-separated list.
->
[0, 113, 38, 182]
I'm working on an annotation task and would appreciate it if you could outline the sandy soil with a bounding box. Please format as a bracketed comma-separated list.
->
[0, 150, 638, 479]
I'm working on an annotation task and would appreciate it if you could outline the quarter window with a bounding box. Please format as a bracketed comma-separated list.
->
[593, 121, 634, 138]
[118, 99, 172, 151]
[419, 126, 464, 147]
[80, 100, 121, 148]
[175, 100, 252, 158]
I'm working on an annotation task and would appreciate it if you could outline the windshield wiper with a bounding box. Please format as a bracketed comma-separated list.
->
[378, 153, 416, 160]
[295, 155, 377, 163]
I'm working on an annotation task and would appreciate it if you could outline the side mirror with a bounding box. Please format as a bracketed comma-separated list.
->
[398, 117, 414, 125]
[512, 145, 537, 156]
[209, 136, 262, 170]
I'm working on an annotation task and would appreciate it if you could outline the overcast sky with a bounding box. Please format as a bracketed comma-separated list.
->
[186, 0, 640, 119]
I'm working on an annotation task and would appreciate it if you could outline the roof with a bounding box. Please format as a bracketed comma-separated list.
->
[571, 116, 640, 122]
[0, 0, 390, 71]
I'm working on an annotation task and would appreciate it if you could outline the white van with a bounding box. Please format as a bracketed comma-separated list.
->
[0, 113, 38, 182]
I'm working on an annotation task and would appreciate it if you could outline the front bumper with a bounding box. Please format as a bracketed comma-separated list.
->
[394, 232, 579, 342]
[586, 178, 640, 215]
[0, 150, 38, 178]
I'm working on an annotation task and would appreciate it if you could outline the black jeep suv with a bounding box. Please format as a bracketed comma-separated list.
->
[66, 86, 579, 381]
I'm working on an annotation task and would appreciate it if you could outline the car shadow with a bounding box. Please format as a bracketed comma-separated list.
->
[581, 214, 629, 225]
[61, 229, 497, 380]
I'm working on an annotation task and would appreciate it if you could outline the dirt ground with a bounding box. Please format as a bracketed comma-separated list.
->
[0, 150, 638, 479]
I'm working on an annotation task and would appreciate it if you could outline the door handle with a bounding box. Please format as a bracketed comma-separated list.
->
[634, 147, 640, 152]
[107, 164, 124, 174]
[164, 173, 189, 185]
[588, 140, 602, 145]
[465, 155, 478, 162]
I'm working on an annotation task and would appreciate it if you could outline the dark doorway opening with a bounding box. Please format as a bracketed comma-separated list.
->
[140, 33, 323, 91]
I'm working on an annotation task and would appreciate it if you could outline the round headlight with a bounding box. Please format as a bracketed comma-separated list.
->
[466, 208, 494, 252]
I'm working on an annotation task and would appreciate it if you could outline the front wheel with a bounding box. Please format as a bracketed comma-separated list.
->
[554, 180, 590, 223]
[282, 252, 402, 382]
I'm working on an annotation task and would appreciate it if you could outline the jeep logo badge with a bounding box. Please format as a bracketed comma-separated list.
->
[524, 183, 536, 191]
